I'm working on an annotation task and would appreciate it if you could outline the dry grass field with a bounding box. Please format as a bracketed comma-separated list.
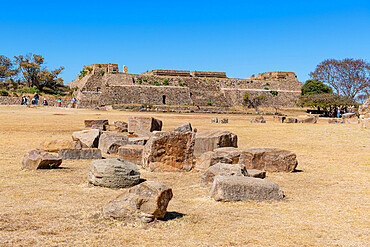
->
[0, 105, 369, 246]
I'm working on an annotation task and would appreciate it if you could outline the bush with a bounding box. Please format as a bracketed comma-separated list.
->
[86, 67, 93, 72]
[143, 78, 147, 82]
[301, 79, 332, 95]
[207, 102, 212, 106]
[137, 77, 142, 84]
[163, 78, 169, 85]
[270, 90, 278, 96]
[0, 89, 9, 96]
[179, 82, 185, 86]
[100, 70, 105, 76]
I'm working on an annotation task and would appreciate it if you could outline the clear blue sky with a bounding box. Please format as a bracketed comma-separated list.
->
[1, 0, 369, 84]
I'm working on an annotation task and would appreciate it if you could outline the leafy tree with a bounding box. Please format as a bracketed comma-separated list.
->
[14, 54, 64, 91]
[298, 93, 357, 117]
[242, 93, 267, 112]
[301, 79, 332, 95]
[0, 55, 18, 81]
[310, 58, 370, 99]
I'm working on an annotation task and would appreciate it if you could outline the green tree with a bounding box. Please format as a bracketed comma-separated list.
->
[242, 93, 267, 112]
[0, 55, 18, 81]
[14, 54, 64, 91]
[301, 79, 333, 95]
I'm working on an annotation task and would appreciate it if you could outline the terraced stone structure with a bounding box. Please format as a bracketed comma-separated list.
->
[68, 64, 302, 108]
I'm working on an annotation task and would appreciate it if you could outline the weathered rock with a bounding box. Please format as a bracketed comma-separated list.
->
[301, 116, 318, 123]
[201, 163, 248, 187]
[72, 129, 101, 148]
[195, 147, 247, 171]
[342, 113, 356, 119]
[250, 116, 266, 123]
[142, 131, 195, 171]
[22, 150, 62, 170]
[273, 116, 285, 123]
[174, 123, 192, 132]
[58, 148, 102, 159]
[210, 176, 284, 201]
[328, 118, 344, 124]
[247, 169, 266, 179]
[128, 117, 162, 136]
[88, 158, 140, 188]
[98, 133, 128, 154]
[118, 145, 144, 165]
[343, 118, 359, 124]
[241, 148, 298, 172]
[361, 118, 370, 128]
[102, 181, 173, 222]
[211, 117, 218, 123]
[84, 119, 109, 130]
[359, 97, 369, 116]
[284, 117, 300, 123]
[219, 118, 228, 124]
[38, 139, 82, 152]
[113, 121, 128, 132]
[193, 129, 238, 157]
[128, 136, 149, 145]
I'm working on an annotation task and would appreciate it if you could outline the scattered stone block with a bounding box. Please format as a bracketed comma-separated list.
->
[250, 116, 266, 123]
[343, 118, 359, 124]
[58, 148, 102, 160]
[84, 119, 109, 130]
[98, 133, 128, 154]
[38, 139, 82, 152]
[72, 129, 101, 148]
[211, 117, 218, 123]
[301, 116, 318, 123]
[193, 129, 238, 157]
[247, 169, 266, 179]
[195, 147, 247, 171]
[118, 145, 144, 165]
[219, 118, 228, 124]
[128, 136, 149, 145]
[88, 158, 140, 188]
[102, 181, 173, 222]
[113, 121, 128, 132]
[361, 118, 370, 128]
[342, 113, 356, 119]
[273, 116, 285, 123]
[142, 131, 195, 171]
[128, 116, 162, 136]
[284, 117, 300, 123]
[241, 148, 298, 172]
[22, 150, 62, 170]
[174, 123, 192, 132]
[328, 118, 343, 124]
[201, 163, 248, 187]
[210, 176, 284, 201]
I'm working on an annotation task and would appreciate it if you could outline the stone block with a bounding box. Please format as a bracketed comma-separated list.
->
[102, 181, 173, 222]
[113, 121, 128, 132]
[118, 145, 144, 165]
[210, 176, 284, 201]
[72, 129, 101, 148]
[58, 148, 102, 159]
[88, 158, 140, 188]
[250, 116, 266, 123]
[211, 117, 218, 123]
[219, 118, 228, 124]
[128, 116, 162, 136]
[174, 123, 192, 132]
[38, 139, 82, 152]
[128, 136, 149, 145]
[201, 163, 248, 187]
[247, 169, 266, 179]
[284, 117, 300, 123]
[361, 118, 370, 128]
[22, 150, 62, 170]
[301, 116, 318, 123]
[343, 118, 359, 124]
[84, 119, 109, 130]
[142, 131, 195, 172]
[193, 129, 237, 157]
[98, 133, 128, 154]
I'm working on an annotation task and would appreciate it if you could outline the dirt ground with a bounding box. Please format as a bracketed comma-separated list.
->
[0, 105, 369, 246]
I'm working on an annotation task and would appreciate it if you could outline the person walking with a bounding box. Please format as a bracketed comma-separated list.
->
[34, 93, 39, 105]
[71, 97, 77, 108]
[21, 95, 27, 105]
[57, 98, 62, 107]
[42, 98, 48, 106]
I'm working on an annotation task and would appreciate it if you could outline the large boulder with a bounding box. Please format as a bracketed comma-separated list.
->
[342, 113, 356, 119]
[241, 148, 298, 172]
[128, 117, 162, 136]
[142, 131, 195, 172]
[102, 181, 173, 222]
[250, 116, 266, 123]
[58, 148, 102, 160]
[201, 163, 248, 187]
[22, 150, 62, 170]
[328, 118, 343, 124]
[88, 158, 140, 188]
[210, 176, 284, 201]
[247, 169, 266, 179]
[284, 117, 300, 123]
[359, 97, 369, 117]
[128, 136, 149, 145]
[98, 133, 128, 154]
[72, 129, 101, 148]
[301, 116, 318, 123]
[113, 121, 128, 132]
[118, 145, 144, 165]
[194, 147, 248, 171]
[38, 139, 82, 152]
[361, 118, 370, 129]
[84, 119, 109, 130]
[193, 129, 237, 157]
[174, 123, 192, 132]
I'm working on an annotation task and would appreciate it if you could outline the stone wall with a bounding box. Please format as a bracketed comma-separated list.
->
[257, 71, 297, 81]
[140, 70, 190, 77]
[190, 71, 227, 78]
[0, 96, 71, 106]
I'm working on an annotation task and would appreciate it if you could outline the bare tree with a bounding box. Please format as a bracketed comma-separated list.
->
[0, 55, 18, 81]
[310, 58, 370, 100]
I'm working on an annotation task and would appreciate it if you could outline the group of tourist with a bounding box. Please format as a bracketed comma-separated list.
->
[20, 93, 77, 108]
[336, 106, 355, 118]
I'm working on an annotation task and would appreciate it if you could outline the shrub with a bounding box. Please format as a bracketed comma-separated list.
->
[266, 83, 269, 86]
[137, 77, 142, 84]
[86, 67, 93, 72]
[207, 102, 212, 106]
[100, 70, 105, 76]
[264, 87, 269, 90]
[143, 78, 147, 82]
[179, 82, 185, 86]
[270, 90, 278, 96]
[163, 78, 169, 85]
[105, 82, 109, 87]
[0, 89, 9, 96]
[111, 72, 116, 74]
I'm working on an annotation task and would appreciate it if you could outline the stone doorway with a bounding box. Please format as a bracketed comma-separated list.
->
[162, 95, 166, 104]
